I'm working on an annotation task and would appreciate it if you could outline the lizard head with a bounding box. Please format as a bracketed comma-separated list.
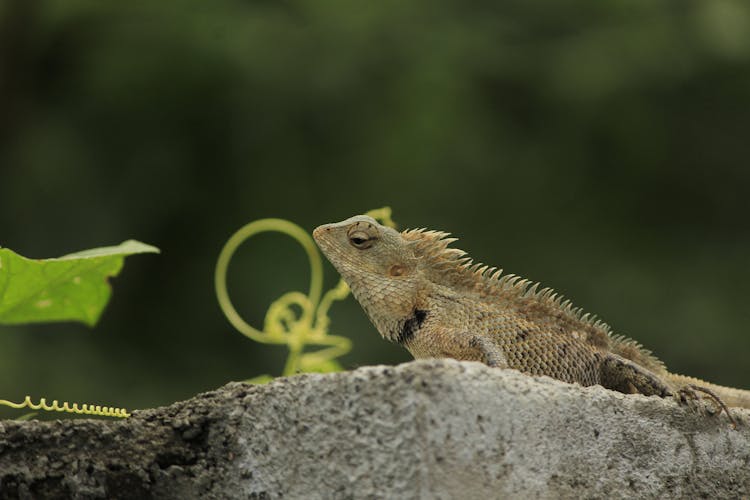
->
[313, 215, 423, 341]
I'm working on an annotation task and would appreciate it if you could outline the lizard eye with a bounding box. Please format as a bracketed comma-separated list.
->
[348, 230, 376, 249]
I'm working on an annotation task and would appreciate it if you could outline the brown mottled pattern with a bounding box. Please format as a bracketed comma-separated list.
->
[313, 215, 750, 412]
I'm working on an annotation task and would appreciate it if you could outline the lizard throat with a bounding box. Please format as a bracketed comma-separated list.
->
[394, 309, 428, 345]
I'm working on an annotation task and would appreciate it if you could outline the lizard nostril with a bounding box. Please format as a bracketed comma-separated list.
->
[313, 226, 333, 240]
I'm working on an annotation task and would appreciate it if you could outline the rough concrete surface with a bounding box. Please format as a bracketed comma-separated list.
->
[1, 359, 748, 499]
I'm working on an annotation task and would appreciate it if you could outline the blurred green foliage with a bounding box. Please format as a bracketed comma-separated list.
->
[214, 207, 394, 382]
[1, 0, 749, 413]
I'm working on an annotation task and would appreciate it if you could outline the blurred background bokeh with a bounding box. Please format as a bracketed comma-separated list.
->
[1, 0, 749, 414]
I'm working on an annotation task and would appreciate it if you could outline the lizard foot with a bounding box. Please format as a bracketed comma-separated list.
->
[678, 384, 736, 429]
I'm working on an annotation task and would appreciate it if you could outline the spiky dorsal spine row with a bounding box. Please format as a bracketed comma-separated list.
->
[402, 227, 623, 334]
[401, 226, 667, 371]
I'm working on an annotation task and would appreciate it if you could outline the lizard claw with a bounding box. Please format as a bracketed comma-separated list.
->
[677, 384, 737, 430]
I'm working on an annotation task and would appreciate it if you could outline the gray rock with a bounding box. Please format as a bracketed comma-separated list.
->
[1, 359, 748, 499]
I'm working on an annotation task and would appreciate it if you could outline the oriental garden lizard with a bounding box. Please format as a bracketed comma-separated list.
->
[313, 215, 750, 426]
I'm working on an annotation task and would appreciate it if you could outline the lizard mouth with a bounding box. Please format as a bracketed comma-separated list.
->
[312, 224, 345, 266]
[312, 224, 367, 281]
[312, 224, 335, 256]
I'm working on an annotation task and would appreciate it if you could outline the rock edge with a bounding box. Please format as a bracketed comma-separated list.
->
[1, 359, 748, 499]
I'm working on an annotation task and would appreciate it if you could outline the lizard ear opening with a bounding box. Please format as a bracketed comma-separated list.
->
[389, 264, 406, 276]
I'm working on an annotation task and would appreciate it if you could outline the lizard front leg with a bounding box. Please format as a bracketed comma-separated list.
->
[468, 335, 508, 368]
[405, 326, 509, 368]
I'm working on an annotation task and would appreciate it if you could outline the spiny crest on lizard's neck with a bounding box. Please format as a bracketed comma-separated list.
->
[403, 227, 665, 372]
[402, 227, 615, 334]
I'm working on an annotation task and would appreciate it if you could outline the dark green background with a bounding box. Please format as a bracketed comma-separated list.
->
[2, 0, 749, 414]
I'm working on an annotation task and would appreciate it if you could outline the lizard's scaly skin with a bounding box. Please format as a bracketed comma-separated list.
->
[313, 215, 750, 412]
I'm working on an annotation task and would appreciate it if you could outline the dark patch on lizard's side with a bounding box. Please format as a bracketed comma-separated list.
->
[396, 309, 428, 345]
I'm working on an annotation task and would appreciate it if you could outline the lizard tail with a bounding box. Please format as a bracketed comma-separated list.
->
[666, 373, 750, 409]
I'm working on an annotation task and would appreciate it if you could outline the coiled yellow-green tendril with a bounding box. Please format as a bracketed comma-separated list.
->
[0, 395, 130, 418]
[215, 207, 396, 381]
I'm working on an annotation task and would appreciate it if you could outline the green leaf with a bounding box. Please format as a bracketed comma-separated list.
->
[0, 240, 159, 327]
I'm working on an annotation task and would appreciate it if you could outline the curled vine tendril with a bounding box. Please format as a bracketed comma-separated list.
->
[0, 395, 130, 418]
[214, 207, 396, 381]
